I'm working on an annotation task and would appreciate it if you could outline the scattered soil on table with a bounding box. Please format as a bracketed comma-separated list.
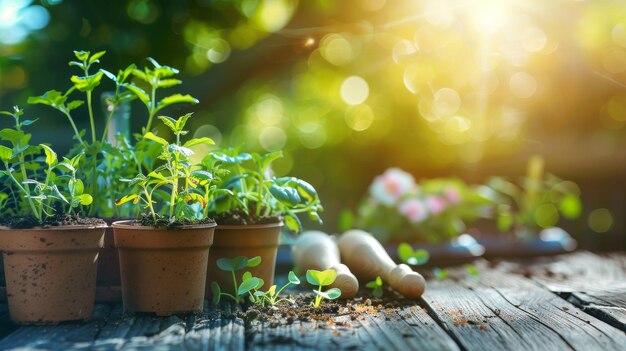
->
[213, 209, 280, 226]
[225, 292, 416, 329]
[137, 213, 216, 228]
[3, 214, 106, 229]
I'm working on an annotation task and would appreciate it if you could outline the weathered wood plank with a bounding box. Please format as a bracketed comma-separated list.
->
[0, 304, 110, 350]
[183, 301, 245, 351]
[502, 251, 626, 331]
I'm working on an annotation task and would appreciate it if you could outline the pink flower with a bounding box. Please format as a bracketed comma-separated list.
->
[369, 168, 416, 206]
[426, 196, 447, 215]
[399, 199, 428, 223]
[444, 187, 461, 205]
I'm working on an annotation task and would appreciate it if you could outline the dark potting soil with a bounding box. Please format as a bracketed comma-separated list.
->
[225, 292, 417, 328]
[213, 209, 281, 226]
[3, 214, 106, 229]
[137, 213, 216, 228]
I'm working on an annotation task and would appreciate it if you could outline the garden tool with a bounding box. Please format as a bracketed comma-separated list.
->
[338, 229, 426, 299]
[292, 230, 359, 298]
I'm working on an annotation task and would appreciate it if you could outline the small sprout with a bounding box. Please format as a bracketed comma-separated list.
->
[465, 263, 480, 277]
[434, 267, 449, 281]
[306, 269, 341, 308]
[398, 243, 430, 266]
[365, 276, 384, 298]
[212, 255, 262, 304]
[253, 270, 301, 307]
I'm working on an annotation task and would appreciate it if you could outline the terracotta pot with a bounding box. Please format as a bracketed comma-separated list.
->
[206, 223, 282, 297]
[95, 225, 122, 302]
[0, 224, 106, 324]
[112, 220, 215, 316]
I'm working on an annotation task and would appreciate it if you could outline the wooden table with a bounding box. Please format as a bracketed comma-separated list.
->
[0, 251, 624, 350]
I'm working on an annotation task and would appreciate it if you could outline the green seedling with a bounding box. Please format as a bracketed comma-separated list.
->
[211, 255, 262, 304]
[306, 269, 341, 308]
[115, 113, 217, 223]
[433, 267, 449, 280]
[0, 106, 93, 224]
[465, 263, 480, 277]
[252, 271, 301, 307]
[206, 149, 323, 233]
[398, 243, 430, 266]
[366, 276, 384, 298]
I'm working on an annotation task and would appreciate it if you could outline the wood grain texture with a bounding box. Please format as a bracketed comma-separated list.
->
[501, 251, 626, 331]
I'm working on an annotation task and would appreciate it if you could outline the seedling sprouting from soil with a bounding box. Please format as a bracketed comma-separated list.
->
[211, 255, 262, 304]
[252, 271, 301, 307]
[397, 243, 430, 266]
[306, 269, 341, 308]
[366, 276, 384, 298]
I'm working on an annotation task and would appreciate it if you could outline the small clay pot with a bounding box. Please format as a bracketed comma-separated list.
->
[206, 222, 282, 297]
[112, 220, 215, 316]
[0, 224, 106, 324]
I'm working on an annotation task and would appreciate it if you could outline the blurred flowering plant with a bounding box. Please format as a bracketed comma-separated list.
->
[357, 168, 490, 244]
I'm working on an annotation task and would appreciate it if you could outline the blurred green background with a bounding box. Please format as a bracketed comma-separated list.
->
[0, 0, 624, 249]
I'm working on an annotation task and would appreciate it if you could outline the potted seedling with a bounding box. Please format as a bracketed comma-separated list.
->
[0, 106, 106, 324]
[204, 148, 323, 296]
[27, 50, 199, 301]
[355, 168, 488, 265]
[112, 113, 217, 315]
[476, 156, 581, 257]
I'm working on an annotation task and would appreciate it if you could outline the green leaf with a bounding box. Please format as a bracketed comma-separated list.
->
[78, 194, 93, 206]
[158, 79, 182, 88]
[125, 84, 150, 104]
[39, 144, 57, 166]
[306, 269, 336, 286]
[115, 194, 139, 206]
[158, 115, 178, 132]
[212, 153, 252, 164]
[284, 212, 302, 233]
[288, 271, 300, 284]
[156, 94, 198, 112]
[183, 137, 215, 148]
[169, 144, 194, 157]
[238, 277, 260, 295]
[242, 271, 252, 281]
[434, 267, 448, 281]
[74, 50, 89, 61]
[88, 50, 106, 64]
[398, 243, 414, 263]
[175, 113, 193, 131]
[232, 256, 249, 271]
[67, 100, 84, 112]
[27, 90, 66, 108]
[408, 249, 429, 266]
[313, 288, 341, 300]
[247, 256, 262, 267]
[148, 171, 167, 181]
[269, 184, 301, 206]
[375, 276, 383, 286]
[100, 69, 116, 82]
[69, 178, 84, 195]
[0, 145, 12, 161]
[144, 132, 168, 145]
[211, 282, 221, 304]
[0, 128, 26, 146]
[465, 264, 480, 277]
[216, 258, 234, 271]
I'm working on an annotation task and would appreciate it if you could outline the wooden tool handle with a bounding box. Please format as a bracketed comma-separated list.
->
[338, 229, 426, 299]
[292, 230, 359, 298]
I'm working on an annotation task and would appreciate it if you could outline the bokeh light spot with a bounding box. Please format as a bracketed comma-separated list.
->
[588, 208, 613, 233]
[340, 76, 369, 105]
[602, 48, 626, 74]
[256, 94, 284, 126]
[321, 34, 353, 66]
[345, 104, 375, 131]
[252, 0, 296, 33]
[259, 126, 287, 151]
[606, 95, 626, 122]
[612, 23, 626, 48]
[433, 88, 461, 118]
[127, 0, 160, 24]
[520, 26, 547, 53]
[534, 203, 559, 228]
[509, 72, 537, 98]
[206, 39, 231, 64]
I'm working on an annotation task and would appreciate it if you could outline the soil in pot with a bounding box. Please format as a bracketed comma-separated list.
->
[113, 220, 215, 316]
[206, 222, 282, 298]
[0, 221, 106, 324]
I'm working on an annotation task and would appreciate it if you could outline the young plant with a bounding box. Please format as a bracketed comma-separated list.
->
[485, 155, 582, 237]
[252, 271, 301, 307]
[115, 113, 216, 224]
[0, 106, 93, 224]
[397, 243, 430, 266]
[211, 255, 262, 304]
[207, 149, 323, 232]
[365, 276, 384, 298]
[28, 50, 198, 218]
[306, 269, 341, 308]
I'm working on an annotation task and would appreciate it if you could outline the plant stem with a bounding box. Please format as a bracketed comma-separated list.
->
[143, 185, 157, 221]
[101, 102, 118, 144]
[231, 271, 239, 304]
[5, 162, 40, 222]
[63, 111, 86, 146]
[145, 86, 157, 133]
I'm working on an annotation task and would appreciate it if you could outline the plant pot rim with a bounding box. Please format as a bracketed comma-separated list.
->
[112, 219, 217, 230]
[0, 223, 107, 231]
[216, 221, 284, 230]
